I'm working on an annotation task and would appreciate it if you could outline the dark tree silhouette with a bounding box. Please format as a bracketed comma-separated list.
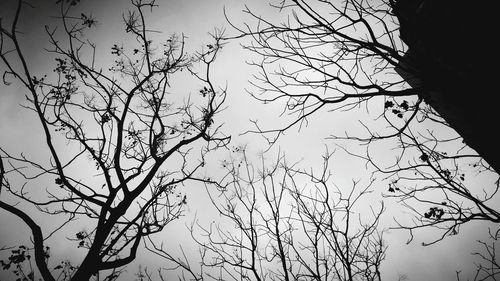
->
[391, 0, 497, 173]
[147, 147, 387, 281]
[0, 0, 228, 280]
[226, 0, 499, 245]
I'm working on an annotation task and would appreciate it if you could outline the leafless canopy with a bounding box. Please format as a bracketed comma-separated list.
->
[147, 147, 386, 281]
[225, 0, 500, 245]
[0, 0, 228, 280]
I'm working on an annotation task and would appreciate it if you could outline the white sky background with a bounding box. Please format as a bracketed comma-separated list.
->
[0, 0, 497, 280]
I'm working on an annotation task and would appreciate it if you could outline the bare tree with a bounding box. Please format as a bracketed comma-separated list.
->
[0, 0, 229, 280]
[225, 0, 500, 246]
[149, 147, 387, 281]
[456, 228, 500, 281]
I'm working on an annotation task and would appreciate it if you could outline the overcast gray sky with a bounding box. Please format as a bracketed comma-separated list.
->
[0, 0, 497, 280]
